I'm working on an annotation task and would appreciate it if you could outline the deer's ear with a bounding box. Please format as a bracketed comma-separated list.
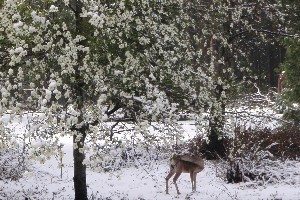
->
[171, 154, 176, 159]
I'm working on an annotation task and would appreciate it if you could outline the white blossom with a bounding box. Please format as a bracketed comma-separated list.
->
[49, 5, 58, 13]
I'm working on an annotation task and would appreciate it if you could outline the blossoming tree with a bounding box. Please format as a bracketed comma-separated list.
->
[0, 0, 211, 199]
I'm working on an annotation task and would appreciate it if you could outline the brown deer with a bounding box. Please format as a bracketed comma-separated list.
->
[165, 154, 204, 195]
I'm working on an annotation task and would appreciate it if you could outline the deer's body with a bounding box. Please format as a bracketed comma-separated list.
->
[165, 155, 204, 195]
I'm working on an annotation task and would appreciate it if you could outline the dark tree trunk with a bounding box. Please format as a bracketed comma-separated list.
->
[206, 84, 226, 160]
[205, 37, 226, 160]
[206, 127, 226, 159]
[73, 1, 88, 199]
[73, 128, 87, 200]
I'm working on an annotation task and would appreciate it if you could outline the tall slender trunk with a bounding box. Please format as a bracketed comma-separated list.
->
[206, 37, 226, 160]
[73, 1, 88, 199]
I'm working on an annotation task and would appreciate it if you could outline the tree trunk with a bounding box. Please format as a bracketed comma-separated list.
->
[205, 37, 226, 160]
[72, 1, 88, 199]
[73, 128, 87, 200]
[206, 84, 226, 160]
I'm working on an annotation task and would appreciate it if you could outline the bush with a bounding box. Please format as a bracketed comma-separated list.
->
[224, 127, 300, 183]
[228, 127, 300, 161]
[0, 148, 27, 181]
[283, 107, 300, 127]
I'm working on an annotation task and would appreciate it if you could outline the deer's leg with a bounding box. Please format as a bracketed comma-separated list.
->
[192, 172, 197, 192]
[190, 172, 194, 192]
[173, 171, 182, 195]
[165, 170, 175, 194]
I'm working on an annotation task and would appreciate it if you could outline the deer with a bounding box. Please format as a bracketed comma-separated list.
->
[165, 154, 204, 195]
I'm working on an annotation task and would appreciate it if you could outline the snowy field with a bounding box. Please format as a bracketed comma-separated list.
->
[1, 109, 300, 199]
[1, 134, 300, 200]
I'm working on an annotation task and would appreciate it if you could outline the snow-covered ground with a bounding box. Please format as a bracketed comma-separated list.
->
[1, 109, 300, 199]
[1, 134, 300, 200]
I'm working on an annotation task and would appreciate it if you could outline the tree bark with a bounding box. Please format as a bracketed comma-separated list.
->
[73, 128, 88, 200]
[206, 84, 226, 160]
[73, 1, 88, 199]
[205, 37, 226, 160]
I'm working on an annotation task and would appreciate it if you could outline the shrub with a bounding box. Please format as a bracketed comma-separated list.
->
[0, 148, 27, 181]
[228, 127, 300, 161]
[224, 127, 300, 183]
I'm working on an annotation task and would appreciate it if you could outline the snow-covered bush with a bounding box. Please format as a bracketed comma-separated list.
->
[0, 148, 28, 181]
[87, 143, 169, 172]
[225, 127, 300, 184]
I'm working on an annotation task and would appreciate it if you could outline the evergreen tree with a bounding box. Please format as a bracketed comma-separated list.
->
[280, 0, 300, 125]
